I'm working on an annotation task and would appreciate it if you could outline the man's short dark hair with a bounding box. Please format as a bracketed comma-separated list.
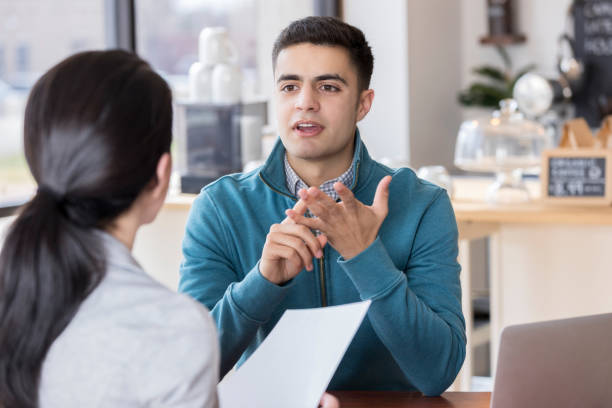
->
[272, 16, 374, 91]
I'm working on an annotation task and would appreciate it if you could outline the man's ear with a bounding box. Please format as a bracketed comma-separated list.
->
[151, 152, 172, 199]
[356, 89, 375, 122]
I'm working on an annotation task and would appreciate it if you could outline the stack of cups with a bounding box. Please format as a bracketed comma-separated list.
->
[188, 27, 242, 103]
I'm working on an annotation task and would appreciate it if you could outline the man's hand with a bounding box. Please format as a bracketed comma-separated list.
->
[285, 176, 391, 260]
[260, 199, 327, 285]
[319, 392, 340, 408]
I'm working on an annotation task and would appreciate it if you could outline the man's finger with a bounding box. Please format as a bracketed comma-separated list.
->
[272, 223, 324, 258]
[268, 233, 315, 270]
[319, 393, 340, 408]
[300, 187, 337, 219]
[282, 199, 308, 225]
[293, 198, 308, 215]
[265, 243, 306, 277]
[372, 175, 392, 216]
[317, 234, 328, 249]
[285, 209, 325, 231]
[334, 181, 358, 211]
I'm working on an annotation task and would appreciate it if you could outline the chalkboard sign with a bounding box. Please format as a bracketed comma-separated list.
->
[541, 149, 612, 204]
[571, 0, 612, 125]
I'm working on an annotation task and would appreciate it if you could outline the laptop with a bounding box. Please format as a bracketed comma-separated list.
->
[491, 313, 612, 408]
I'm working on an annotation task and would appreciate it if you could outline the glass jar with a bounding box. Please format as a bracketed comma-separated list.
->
[454, 99, 553, 203]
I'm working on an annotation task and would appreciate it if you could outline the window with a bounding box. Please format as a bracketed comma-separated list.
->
[135, 0, 258, 99]
[0, 0, 106, 209]
[0, 46, 5, 78]
[15, 44, 30, 73]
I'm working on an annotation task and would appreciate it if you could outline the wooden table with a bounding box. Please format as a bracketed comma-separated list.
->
[329, 391, 491, 408]
[450, 177, 612, 390]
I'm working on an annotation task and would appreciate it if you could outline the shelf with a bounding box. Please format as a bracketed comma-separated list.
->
[479, 34, 526, 45]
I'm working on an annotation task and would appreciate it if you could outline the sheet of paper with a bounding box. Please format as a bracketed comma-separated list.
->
[217, 300, 371, 408]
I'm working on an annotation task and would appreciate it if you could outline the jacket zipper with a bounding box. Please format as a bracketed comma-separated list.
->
[319, 254, 327, 307]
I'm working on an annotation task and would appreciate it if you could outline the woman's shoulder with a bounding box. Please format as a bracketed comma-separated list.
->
[97, 262, 216, 339]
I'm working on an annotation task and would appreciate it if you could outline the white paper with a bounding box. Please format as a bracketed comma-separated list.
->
[217, 300, 371, 408]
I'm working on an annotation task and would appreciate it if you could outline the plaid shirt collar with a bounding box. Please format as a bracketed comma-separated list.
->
[284, 153, 355, 201]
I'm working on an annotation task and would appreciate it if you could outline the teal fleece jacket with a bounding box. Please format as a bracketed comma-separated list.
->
[179, 133, 466, 395]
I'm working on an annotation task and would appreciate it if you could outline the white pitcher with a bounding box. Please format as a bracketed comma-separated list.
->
[199, 27, 237, 67]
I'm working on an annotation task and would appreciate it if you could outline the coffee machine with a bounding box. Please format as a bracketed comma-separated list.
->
[174, 99, 267, 193]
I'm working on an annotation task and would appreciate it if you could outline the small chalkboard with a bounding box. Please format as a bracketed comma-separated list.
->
[541, 149, 612, 205]
[572, 0, 612, 125]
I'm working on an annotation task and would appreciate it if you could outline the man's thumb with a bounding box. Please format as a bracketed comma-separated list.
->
[372, 176, 391, 216]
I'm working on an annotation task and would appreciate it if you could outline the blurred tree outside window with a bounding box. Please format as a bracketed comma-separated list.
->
[0, 0, 106, 207]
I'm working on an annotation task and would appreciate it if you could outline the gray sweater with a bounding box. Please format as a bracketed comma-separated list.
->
[40, 231, 219, 407]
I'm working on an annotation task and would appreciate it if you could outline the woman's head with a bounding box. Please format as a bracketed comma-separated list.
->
[24, 49, 173, 228]
[0, 50, 172, 408]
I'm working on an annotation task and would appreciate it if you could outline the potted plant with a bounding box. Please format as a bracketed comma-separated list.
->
[458, 46, 535, 108]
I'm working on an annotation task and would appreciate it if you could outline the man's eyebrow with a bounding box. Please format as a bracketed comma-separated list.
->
[276, 73, 348, 85]
[277, 74, 301, 83]
[315, 74, 347, 85]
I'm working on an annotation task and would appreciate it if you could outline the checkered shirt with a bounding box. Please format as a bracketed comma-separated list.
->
[283, 153, 355, 233]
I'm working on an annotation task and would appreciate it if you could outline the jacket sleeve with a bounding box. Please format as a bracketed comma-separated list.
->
[178, 190, 292, 376]
[337, 190, 466, 396]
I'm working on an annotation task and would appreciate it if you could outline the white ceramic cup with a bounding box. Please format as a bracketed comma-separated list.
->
[188, 62, 213, 102]
[211, 63, 242, 104]
[198, 27, 237, 66]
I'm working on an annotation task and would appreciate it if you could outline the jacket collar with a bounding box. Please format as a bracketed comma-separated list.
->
[258, 128, 372, 198]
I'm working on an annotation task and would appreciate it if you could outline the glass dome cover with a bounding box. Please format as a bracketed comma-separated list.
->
[454, 99, 554, 203]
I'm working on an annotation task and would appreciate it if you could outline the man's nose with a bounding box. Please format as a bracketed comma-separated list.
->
[295, 86, 319, 111]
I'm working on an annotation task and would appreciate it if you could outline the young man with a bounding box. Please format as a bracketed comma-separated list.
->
[179, 16, 465, 395]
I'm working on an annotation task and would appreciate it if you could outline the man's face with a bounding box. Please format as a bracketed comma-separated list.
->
[273, 43, 373, 163]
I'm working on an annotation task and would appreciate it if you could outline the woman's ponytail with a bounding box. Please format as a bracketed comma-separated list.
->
[0, 191, 105, 408]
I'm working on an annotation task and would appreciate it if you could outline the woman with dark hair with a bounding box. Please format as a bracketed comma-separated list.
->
[0, 50, 218, 408]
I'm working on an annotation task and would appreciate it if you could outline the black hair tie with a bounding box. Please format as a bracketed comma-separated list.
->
[37, 185, 64, 205]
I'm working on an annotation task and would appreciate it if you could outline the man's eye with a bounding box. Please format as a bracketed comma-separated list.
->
[321, 84, 340, 92]
[281, 84, 297, 92]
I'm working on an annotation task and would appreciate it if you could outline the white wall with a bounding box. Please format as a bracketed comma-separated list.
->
[343, 0, 411, 164]
[407, 0, 463, 170]
[343, 0, 575, 171]
[344, 0, 463, 170]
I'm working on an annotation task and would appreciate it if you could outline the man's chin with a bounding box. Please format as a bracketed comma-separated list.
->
[283, 142, 325, 161]
[287, 151, 325, 161]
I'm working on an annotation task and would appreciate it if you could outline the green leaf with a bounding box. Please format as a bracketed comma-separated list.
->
[458, 82, 512, 108]
[458, 91, 501, 108]
[468, 83, 511, 99]
[472, 66, 508, 82]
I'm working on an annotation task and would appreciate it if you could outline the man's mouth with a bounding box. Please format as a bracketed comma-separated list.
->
[293, 121, 324, 136]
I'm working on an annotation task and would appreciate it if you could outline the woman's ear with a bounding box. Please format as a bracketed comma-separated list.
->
[152, 152, 172, 200]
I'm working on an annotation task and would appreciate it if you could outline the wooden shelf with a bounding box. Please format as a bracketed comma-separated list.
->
[479, 34, 526, 45]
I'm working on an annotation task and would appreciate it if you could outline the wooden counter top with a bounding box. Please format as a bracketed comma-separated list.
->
[164, 176, 612, 225]
[452, 177, 612, 225]
[453, 200, 612, 225]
